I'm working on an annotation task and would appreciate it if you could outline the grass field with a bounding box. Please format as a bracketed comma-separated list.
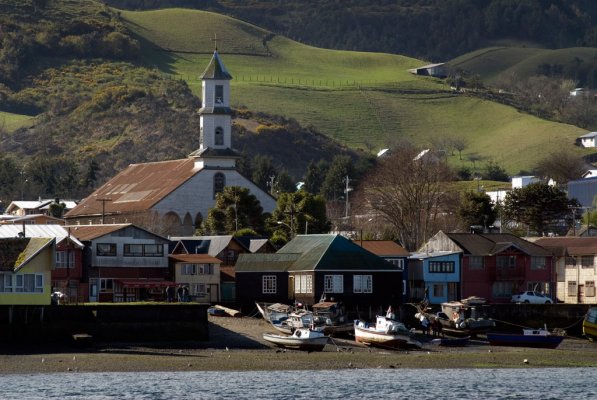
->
[0, 111, 35, 132]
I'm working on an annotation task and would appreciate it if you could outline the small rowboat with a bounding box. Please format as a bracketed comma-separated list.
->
[263, 328, 329, 351]
[487, 328, 564, 349]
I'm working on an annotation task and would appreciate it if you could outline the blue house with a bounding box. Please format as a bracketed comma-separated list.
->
[408, 251, 461, 304]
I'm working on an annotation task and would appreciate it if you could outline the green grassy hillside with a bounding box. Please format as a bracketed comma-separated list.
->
[449, 46, 597, 87]
[120, 8, 588, 174]
[0, 111, 35, 132]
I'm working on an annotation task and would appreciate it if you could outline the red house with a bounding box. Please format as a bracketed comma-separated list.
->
[424, 231, 554, 303]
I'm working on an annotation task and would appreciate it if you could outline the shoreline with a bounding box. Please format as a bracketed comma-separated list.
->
[1, 316, 596, 374]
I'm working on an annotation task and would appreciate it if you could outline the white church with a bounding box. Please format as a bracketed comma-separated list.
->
[65, 50, 277, 235]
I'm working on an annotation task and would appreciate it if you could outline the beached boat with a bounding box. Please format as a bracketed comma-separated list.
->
[354, 314, 422, 349]
[486, 328, 564, 349]
[312, 301, 353, 336]
[583, 306, 597, 341]
[255, 302, 316, 334]
[262, 328, 329, 351]
[417, 297, 495, 337]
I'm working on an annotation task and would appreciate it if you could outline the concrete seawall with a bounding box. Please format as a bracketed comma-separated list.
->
[0, 304, 209, 343]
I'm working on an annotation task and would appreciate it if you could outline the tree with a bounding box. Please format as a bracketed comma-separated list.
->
[320, 155, 354, 201]
[484, 161, 509, 182]
[502, 182, 579, 235]
[251, 155, 276, 192]
[359, 144, 454, 251]
[276, 169, 296, 194]
[303, 159, 328, 195]
[203, 186, 265, 235]
[534, 150, 586, 186]
[451, 136, 467, 160]
[267, 190, 330, 241]
[457, 191, 496, 231]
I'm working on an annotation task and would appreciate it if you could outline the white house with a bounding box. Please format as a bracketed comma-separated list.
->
[578, 132, 597, 148]
[511, 176, 540, 189]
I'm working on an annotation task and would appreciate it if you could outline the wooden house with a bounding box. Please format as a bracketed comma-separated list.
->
[408, 250, 461, 304]
[235, 234, 404, 313]
[0, 225, 86, 303]
[0, 237, 54, 305]
[533, 237, 597, 304]
[169, 253, 222, 303]
[67, 224, 171, 302]
[424, 231, 554, 303]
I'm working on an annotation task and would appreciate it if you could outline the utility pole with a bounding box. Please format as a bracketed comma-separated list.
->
[96, 198, 112, 224]
[267, 175, 276, 195]
[343, 176, 352, 218]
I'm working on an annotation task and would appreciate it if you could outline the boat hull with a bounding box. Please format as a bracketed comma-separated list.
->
[486, 333, 564, 349]
[262, 333, 328, 351]
[583, 307, 597, 340]
[430, 336, 470, 347]
[354, 326, 421, 349]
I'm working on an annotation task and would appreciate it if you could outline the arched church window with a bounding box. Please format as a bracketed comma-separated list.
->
[215, 127, 224, 146]
[214, 172, 225, 198]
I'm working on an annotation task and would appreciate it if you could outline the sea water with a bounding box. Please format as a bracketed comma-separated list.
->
[0, 368, 594, 399]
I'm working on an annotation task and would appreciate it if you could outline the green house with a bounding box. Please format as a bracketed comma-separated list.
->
[0, 237, 54, 305]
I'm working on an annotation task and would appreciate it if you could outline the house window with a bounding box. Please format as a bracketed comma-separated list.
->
[198, 264, 214, 274]
[565, 257, 576, 268]
[262, 275, 277, 294]
[181, 264, 197, 275]
[0, 274, 13, 292]
[215, 85, 224, 104]
[324, 275, 344, 293]
[531, 257, 546, 270]
[55, 251, 75, 268]
[100, 278, 113, 292]
[586, 281, 596, 297]
[215, 127, 224, 146]
[193, 283, 207, 296]
[492, 281, 513, 298]
[213, 173, 225, 199]
[124, 244, 164, 257]
[433, 284, 444, 297]
[568, 281, 577, 296]
[97, 243, 116, 256]
[353, 275, 372, 293]
[13, 274, 43, 293]
[581, 256, 594, 268]
[294, 275, 313, 294]
[387, 258, 404, 271]
[468, 256, 484, 270]
[496, 256, 516, 268]
[428, 261, 455, 273]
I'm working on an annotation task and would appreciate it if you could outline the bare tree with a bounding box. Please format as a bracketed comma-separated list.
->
[534, 149, 587, 186]
[452, 136, 467, 160]
[357, 143, 454, 251]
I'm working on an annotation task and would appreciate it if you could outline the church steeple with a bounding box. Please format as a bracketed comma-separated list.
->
[191, 47, 239, 169]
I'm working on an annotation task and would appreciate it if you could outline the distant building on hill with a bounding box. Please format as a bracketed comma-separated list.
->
[408, 63, 447, 78]
[65, 50, 276, 236]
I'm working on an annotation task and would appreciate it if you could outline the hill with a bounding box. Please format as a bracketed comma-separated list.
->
[0, 1, 593, 203]
[103, 0, 597, 63]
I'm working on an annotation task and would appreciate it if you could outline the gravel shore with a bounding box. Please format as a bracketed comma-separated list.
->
[1, 316, 596, 374]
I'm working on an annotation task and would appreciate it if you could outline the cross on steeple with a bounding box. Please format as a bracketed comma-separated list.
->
[212, 34, 218, 51]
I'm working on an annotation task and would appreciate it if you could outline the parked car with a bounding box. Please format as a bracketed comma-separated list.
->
[511, 291, 553, 304]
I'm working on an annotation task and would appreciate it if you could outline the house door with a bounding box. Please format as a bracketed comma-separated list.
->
[288, 276, 295, 299]
[208, 284, 219, 303]
[579, 284, 585, 303]
[89, 281, 98, 302]
[447, 282, 458, 301]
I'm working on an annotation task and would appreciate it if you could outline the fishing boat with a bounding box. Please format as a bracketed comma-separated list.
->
[262, 328, 329, 351]
[255, 302, 315, 334]
[417, 297, 495, 337]
[486, 328, 564, 349]
[311, 301, 353, 336]
[354, 312, 422, 349]
[583, 306, 597, 341]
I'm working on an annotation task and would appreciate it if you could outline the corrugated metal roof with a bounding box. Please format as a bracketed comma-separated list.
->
[355, 240, 409, 256]
[65, 158, 197, 218]
[169, 254, 221, 263]
[199, 50, 232, 80]
[0, 225, 83, 248]
[65, 224, 132, 241]
[235, 253, 300, 272]
[534, 237, 597, 256]
[446, 233, 551, 256]
[0, 237, 53, 272]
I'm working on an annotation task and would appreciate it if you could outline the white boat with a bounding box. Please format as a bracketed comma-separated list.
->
[256, 302, 316, 334]
[354, 315, 422, 349]
[262, 328, 329, 351]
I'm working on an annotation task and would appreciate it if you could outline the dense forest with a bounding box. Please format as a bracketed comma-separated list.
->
[103, 0, 597, 61]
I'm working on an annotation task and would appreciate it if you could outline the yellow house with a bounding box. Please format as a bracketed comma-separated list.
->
[0, 237, 54, 305]
[170, 254, 221, 303]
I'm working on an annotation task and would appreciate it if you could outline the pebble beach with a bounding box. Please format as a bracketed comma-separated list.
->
[1, 316, 596, 374]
